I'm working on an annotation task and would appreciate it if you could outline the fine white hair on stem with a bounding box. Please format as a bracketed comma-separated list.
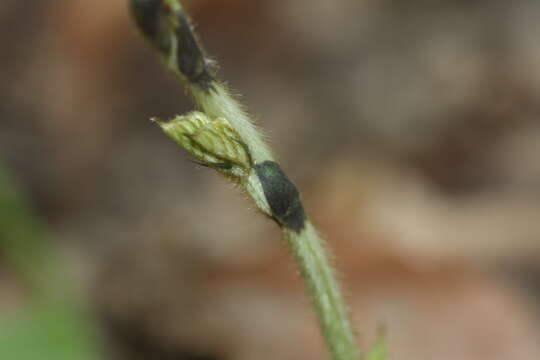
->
[130, 1, 363, 359]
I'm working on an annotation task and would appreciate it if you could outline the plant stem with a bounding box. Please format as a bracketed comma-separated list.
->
[130, 1, 361, 359]
[285, 223, 359, 360]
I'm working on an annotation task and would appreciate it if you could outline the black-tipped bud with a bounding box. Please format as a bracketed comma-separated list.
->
[255, 161, 307, 232]
[130, 0, 171, 54]
[174, 9, 214, 89]
[130, 0, 215, 90]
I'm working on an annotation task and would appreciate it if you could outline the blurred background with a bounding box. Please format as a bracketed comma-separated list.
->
[1, 0, 540, 359]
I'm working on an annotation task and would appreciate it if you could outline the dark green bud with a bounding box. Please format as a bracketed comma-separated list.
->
[130, 0, 215, 90]
[255, 161, 306, 232]
[130, 0, 171, 54]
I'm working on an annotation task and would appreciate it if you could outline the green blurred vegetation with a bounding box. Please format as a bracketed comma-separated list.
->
[0, 164, 102, 360]
[365, 333, 388, 360]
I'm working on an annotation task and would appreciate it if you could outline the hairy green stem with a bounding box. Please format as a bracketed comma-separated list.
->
[130, 1, 360, 359]
[285, 223, 359, 360]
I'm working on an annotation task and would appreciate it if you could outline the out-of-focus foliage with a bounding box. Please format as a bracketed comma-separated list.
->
[0, 164, 101, 360]
[0, 301, 99, 360]
[365, 335, 387, 360]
